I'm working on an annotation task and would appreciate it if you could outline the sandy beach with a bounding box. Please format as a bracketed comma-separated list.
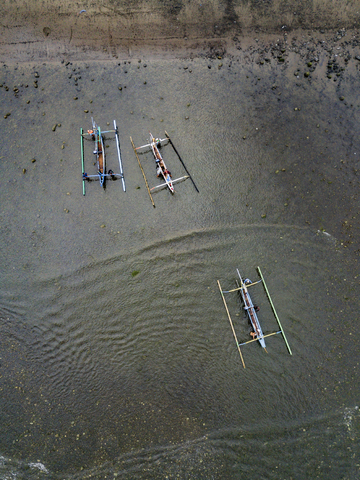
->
[1, 0, 360, 62]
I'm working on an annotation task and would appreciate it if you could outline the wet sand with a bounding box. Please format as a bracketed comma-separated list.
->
[1, 1, 360, 478]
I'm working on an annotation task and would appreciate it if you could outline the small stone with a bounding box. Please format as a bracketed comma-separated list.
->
[23, 168, 26, 174]
[52, 124, 57, 131]
[339, 96, 345, 101]
[64, 209, 69, 213]
[84, 110, 89, 113]
[74, 96, 78, 100]
[243, 135, 246, 140]
[261, 214, 266, 218]
[118, 86, 122, 90]
[57, 123, 61, 127]
[100, 224, 105, 228]
[26, 100, 30, 104]
[31, 158, 36, 163]
[304, 71, 310, 77]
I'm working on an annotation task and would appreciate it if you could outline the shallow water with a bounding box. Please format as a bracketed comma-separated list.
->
[0, 46, 359, 478]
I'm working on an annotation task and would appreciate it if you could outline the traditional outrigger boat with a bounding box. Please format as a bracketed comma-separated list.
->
[80, 118, 125, 195]
[130, 131, 198, 207]
[217, 266, 292, 368]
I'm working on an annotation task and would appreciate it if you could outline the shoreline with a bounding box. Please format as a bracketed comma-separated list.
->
[1, 0, 360, 63]
[1, 27, 359, 65]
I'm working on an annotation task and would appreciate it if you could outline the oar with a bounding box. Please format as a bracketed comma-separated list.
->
[257, 266, 292, 355]
[165, 130, 199, 193]
[80, 128, 85, 196]
[130, 136, 155, 208]
[217, 280, 246, 368]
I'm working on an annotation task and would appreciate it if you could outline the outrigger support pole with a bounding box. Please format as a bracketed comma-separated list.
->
[165, 130, 199, 193]
[257, 266, 292, 355]
[130, 136, 156, 208]
[80, 128, 86, 196]
[114, 120, 126, 192]
[238, 330, 281, 346]
[217, 280, 246, 368]
[222, 279, 262, 294]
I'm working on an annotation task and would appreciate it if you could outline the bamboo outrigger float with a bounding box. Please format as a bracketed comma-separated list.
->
[217, 266, 292, 368]
[130, 131, 198, 207]
[81, 118, 125, 195]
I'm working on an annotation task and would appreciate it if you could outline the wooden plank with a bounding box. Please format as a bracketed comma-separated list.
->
[217, 280, 246, 368]
[165, 130, 199, 192]
[130, 136, 156, 208]
[257, 266, 292, 355]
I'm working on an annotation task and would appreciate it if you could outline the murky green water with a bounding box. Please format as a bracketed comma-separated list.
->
[0, 45, 359, 478]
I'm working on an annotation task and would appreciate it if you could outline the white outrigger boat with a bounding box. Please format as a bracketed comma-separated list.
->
[236, 269, 266, 350]
[130, 130, 198, 207]
[217, 266, 292, 368]
[80, 118, 125, 195]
